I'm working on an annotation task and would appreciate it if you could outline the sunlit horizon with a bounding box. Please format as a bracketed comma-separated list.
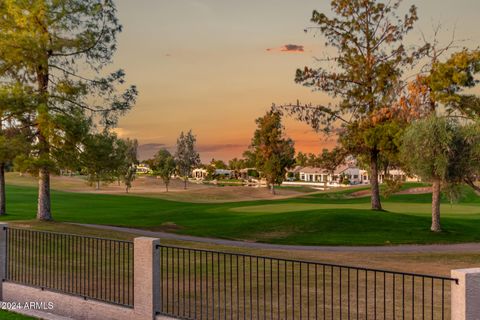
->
[112, 0, 480, 162]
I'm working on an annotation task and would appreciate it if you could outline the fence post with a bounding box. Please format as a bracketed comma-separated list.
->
[0, 223, 7, 301]
[134, 237, 160, 320]
[451, 268, 480, 320]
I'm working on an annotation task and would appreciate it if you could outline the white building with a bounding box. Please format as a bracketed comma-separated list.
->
[295, 164, 417, 186]
[192, 168, 207, 180]
[214, 169, 234, 179]
[192, 168, 235, 180]
[378, 169, 421, 183]
[136, 164, 153, 175]
[299, 167, 329, 183]
[334, 165, 368, 185]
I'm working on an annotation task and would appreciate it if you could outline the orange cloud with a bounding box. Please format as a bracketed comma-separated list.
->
[266, 44, 304, 53]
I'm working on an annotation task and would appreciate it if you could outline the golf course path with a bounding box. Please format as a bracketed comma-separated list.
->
[73, 223, 480, 253]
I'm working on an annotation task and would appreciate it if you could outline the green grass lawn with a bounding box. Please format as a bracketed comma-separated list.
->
[3, 183, 480, 246]
[0, 310, 35, 320]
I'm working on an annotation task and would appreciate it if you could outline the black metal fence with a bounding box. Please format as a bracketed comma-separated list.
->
[1, 227, 459, 318]
[157, 245, 457, 320]
[5, 227, 134, 307]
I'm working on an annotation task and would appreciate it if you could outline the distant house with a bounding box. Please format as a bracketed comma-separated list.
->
[192, 168, 235, 180]
[214, 169, 234, 179]
[298, 167, 329, 183]
[293, 162, 417, 186]
[296, 165, 365, 185]
[285, 166, 303, 180]
[333, 165, 368, 185]
[239, 168, 260, 181]
[136, 164, 153, 175]
[378, 168, 421, 183]
[192, 168, 207, 180]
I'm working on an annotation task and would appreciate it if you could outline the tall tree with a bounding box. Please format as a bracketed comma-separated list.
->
[0, 83, 36, 215]
[118, 138, 138, 193]
[228, 158, 246, 171]
[175, 130, 200, 190]
[0, 123, 29, 215]
[210, 159, 228, 169]
[228, 157, 247, 179]
[0, 1, 137, 220]
[81, 132, 120, 190]
[425, 49, 480, 117]
[228, 157, 246, 170]
[427, 49, 480, 198]
[151, 148, 176, 192]
[275, 0, 423, 210]
[247, 110, 295, 195]
[398, 49, 480, 232]
[454, 121, 480, 193]
[401, 116, 480, 232]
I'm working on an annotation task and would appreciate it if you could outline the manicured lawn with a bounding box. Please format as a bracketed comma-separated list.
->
[274, 185, 321, 193]
[0, 310, 35, 319]
[3, 183, 480, 246]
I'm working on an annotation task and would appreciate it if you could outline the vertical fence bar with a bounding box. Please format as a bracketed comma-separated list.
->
[0, 223, 7, 300]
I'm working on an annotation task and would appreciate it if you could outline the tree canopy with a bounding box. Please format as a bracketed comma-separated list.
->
[246, 110, 295, 194]
[401, 116, 480, 231]
[175, 130, 200, 189]
[0, 0, 137, 220]
[275, 0, 423, 210]
[80, 132, 135, 191]
[151, 148, 176, 192]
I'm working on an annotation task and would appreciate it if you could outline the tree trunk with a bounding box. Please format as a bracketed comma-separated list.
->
[270, 184, 276, 195]
[431, 178, 442, 232]
[370, 150, 382, 210]
[165, 182, 169, 192]
[37, 167, 52, 221]
[184, 177, 187, 190]
[0, 163, 6, 215]
[96, 180, 100, 190]
[36, 61, 52, 221]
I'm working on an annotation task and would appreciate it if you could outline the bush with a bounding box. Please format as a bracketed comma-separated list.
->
[248, 169, 259, 178]
[381, 177, 403, 198]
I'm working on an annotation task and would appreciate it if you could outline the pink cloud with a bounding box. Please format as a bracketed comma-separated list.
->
[266, 44, 304, 53]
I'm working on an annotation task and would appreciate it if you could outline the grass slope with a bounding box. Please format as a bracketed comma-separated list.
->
[3, 183, 480, 246]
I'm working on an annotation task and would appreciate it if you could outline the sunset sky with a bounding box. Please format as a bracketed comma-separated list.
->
[112, 0, 480, 162]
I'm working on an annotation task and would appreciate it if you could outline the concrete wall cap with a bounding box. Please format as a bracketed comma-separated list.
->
[452, 268, 480, 274]
[134, 237, 160, 242]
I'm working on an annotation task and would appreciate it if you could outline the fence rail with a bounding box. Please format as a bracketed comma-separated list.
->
[1, 227, 460, 319]
[157, 244, 457, 320]
[5, 227, 134, 307]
